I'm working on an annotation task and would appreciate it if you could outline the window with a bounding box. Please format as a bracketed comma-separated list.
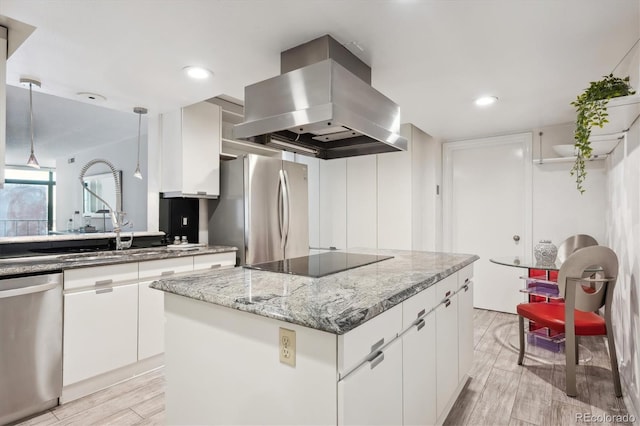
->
[0, 168, 56, 237]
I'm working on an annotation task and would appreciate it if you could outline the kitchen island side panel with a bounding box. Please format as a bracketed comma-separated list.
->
[164, 293, 337, 425]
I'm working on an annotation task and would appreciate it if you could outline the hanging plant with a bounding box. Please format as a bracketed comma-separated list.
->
[571, 74, 635, 193]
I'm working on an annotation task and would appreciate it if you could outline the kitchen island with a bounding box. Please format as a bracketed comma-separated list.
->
[151, 249, 478, 425]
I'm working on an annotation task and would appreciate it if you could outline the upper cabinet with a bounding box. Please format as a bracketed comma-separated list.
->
[161, 102, 221, 198]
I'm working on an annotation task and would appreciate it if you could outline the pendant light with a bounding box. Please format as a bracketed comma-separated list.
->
[133, 106, 147, 179]
[21, 77, 41, 169]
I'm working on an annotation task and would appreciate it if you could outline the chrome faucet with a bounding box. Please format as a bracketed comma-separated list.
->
[78, 159, 133, 250]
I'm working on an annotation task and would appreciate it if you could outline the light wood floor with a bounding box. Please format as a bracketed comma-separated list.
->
[17, 368, 165, 426]
[444, 310, 632, 426]
[18, 309, 632, 426]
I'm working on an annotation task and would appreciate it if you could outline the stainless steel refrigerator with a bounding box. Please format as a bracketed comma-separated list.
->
[208, 154, 309, 265]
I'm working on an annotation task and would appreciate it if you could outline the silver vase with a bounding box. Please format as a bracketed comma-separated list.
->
[534, 240, 557, 265]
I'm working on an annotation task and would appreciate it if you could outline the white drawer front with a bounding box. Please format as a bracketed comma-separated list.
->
[139, 256, 194, 280]
[338, 303, 402, 375]
[193, 252, 236, 271]
[64, 263, 138, 291]
[63, 283, 138, 385]
[435, 273, 457, 304]
[458, 264, 473, 289]
[402, 285, 436, 328]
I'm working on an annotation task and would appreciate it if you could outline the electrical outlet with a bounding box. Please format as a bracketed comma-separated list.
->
[279, 327, 296, 367]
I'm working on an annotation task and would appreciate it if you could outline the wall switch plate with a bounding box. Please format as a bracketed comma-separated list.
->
[279, 327, 296, 367]
[182, 216, 188, 226]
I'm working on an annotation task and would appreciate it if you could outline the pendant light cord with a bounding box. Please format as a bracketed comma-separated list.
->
[136, 112, 141, 163]
[29, 83, 35, 155]
[611, 37, 640, 75]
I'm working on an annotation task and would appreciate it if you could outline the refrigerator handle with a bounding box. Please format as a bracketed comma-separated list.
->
[278, 169, 288, 250]
[283, 169, 291, 249]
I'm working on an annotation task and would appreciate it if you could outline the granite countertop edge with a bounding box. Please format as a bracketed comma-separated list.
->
[0, 245, 238, 277]
[151, 251, 479, 335]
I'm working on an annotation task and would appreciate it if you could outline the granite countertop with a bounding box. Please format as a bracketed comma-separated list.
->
[0, 245, 238, 277]
[150, 249, 479, 335]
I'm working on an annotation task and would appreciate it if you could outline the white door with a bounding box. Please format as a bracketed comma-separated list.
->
[443, 133, 532, 314]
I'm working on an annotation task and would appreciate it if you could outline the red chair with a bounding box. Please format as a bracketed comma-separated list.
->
[516, 246, 621, 397]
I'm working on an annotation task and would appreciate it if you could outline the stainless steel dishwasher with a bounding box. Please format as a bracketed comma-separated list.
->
[0, 272, 63, 425]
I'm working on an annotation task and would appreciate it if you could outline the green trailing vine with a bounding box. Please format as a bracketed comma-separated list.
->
[571, 74, 635, 193]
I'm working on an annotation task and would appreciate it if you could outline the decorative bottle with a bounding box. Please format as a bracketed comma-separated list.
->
[534, 240, 557, 265]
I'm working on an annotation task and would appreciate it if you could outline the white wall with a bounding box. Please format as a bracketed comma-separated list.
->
[532, 124, 607, 247]
[55, 133, 148, 232]
[606, 118, 640, 417]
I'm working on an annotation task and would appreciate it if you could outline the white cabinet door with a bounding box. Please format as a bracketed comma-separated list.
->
[403, 310, 437, 426]
[319, 158, 347, 249]
[138, 257, 194, 360]
[138, 280, 165, 360]
[346, 155, 377, 249]
[63, 283, 138, 385]
[162, 101, 221, 197]
[458, 279, 474, 380]
[338, 337, 403, 426]
[436, 293, 459, 419]
[377, 149, 412, 250]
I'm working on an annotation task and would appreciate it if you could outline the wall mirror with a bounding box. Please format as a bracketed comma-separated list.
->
[3, 84, 148, 237]
[82, 171, 122, 216]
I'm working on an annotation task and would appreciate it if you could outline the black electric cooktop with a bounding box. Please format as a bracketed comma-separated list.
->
[244, 252, 393, 278]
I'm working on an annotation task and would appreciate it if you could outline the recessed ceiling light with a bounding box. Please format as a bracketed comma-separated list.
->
[475, 96, 498, 106]
[77, 92, 107, 102]
[183, 66, 213, 80]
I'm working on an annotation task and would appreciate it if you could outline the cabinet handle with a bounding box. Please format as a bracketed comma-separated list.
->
[464, 284, 470, 292]
[95, 279, 112, 286]
[465, 277, 470, 284]
[161, 270, 175, 276]
[445, 290, 451, 297]
[417, 308, 426, 319]
[95, 288, 113, 294]
[370, 338, 384, 353]
[210, 264, 222, 269]
[445, 299, 451, 308]
[416, 318, 426, 331]
[368, 351, 384, 369]
[197, 191, 207, 195]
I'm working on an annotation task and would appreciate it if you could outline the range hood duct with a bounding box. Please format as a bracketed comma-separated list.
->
[233, 35, 408, 159]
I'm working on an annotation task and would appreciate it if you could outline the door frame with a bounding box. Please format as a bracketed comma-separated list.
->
[442, 132, 533, 257]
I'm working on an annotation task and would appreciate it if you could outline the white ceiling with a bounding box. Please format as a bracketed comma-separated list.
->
[1, 0, 639, 164]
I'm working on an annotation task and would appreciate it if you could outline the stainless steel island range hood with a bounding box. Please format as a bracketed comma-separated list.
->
[233, 35, 408, 159]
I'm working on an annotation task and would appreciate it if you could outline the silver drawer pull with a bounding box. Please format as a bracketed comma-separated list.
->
[161, 270, 175, 276]
[95, 288, 113, 294]
[445, 290, 451, 297]
[464, 284, 470, 292]
[465, 277, 470, 284]
[416, 318, 426, 331]
[370, 338, 384, 353]
[210, 264, 222, 269]
[445, 299, 451, 308]
[95, 279, 112, 286]
[369, 351, 384, 369]
[417, 308, 426, 318]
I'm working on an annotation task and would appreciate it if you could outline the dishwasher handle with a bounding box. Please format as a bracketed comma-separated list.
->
[0, 281, 60, 299]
